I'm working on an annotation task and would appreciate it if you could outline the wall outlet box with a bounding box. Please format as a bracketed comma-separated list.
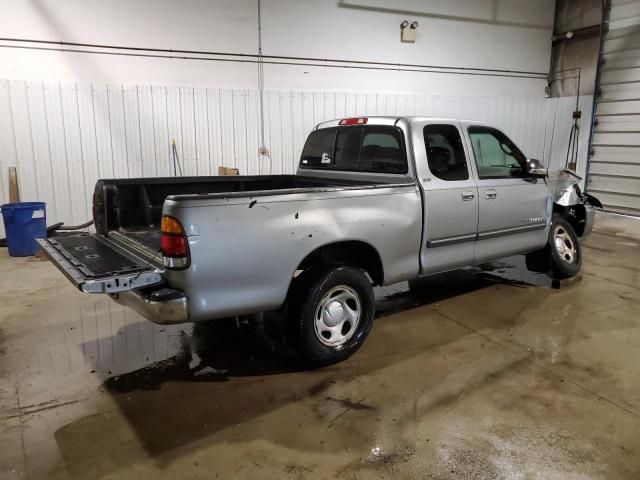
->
[401, 28, 416, 43]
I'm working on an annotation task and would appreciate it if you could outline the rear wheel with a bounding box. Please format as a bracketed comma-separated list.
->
[288, 265, 375, 366]
[549, 213, 582, 278]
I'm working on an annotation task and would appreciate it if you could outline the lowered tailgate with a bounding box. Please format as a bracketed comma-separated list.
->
[37, 234, 163, 293]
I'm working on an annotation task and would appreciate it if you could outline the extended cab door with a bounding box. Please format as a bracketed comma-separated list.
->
[412, 120, 479, 274]
[463, 124, 550, 262]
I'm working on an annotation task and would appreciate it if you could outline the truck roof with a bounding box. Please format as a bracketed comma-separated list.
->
[315, 116, 487, 130]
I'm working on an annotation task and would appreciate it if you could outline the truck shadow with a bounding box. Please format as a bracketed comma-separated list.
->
[102, 256, 551, 392]
[53, 255, 555, 477]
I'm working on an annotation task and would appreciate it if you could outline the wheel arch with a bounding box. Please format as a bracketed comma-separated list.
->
[293, 240, 385, 286]
[553, 203, 587, 237]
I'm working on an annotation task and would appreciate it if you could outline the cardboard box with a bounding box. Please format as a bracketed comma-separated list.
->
[218, 166, 240, 176]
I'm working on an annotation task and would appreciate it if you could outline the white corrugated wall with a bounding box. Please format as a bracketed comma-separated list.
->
[0, 79, 592, 237]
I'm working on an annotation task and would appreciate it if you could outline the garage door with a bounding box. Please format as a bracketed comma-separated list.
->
[589, 0, 640, 216]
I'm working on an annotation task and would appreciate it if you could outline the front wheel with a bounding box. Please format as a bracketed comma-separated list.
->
[549, 213, 582, 278]
[288, 266, 375, 366]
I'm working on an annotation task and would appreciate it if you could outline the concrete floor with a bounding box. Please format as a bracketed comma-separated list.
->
[1, 212, 639, 479]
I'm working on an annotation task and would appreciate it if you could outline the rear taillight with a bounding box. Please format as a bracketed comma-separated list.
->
[160, 215, 189, 269]
[160, 234, 188, 256]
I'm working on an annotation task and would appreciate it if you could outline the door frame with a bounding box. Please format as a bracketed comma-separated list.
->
[411, 119, 480, 275]
[461, 121, 551, 261]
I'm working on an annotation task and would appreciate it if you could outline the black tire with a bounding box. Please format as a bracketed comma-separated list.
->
[549, 213, 582, 278]
[288, 265, 375, 367]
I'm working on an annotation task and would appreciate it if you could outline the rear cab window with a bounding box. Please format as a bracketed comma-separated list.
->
[300, 129, 336, 168]
[300, 125, 407, 174]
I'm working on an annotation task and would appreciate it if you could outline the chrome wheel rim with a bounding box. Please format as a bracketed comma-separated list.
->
[554, 225, 577, 264]
[314, 285, 361, 347]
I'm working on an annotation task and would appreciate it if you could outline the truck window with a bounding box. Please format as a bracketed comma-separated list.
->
[468, 127, 527, 179]
[360, 127, 405, 173]
[423, 124, 469, 181]
[300, 128, 336, 168]
[300, 126, 407, 174]
[335, 127, 363, 170]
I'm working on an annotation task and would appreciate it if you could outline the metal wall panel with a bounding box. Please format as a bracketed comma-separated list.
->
[59, 83, 90, 222]
[151, 85, 170, 178]
[180, 87, 198, 176]
[137, 86, 157, 178]
[122, 86, 143, 178]
[107, 85, 129, 180]
[544, 95, 594, 174]
[10, 82, 36, 203]
[165, 86, 183, 176]
[205, 88, 224, 176]
[26, 82, 58, 221]
[589, 0, 640, 215]
[193, 87, 210, 176]
[0, 81, 17, 211]
[0, 79, 592, 237]
[43, 82, 73, 225]
[93, 84, 115, 179]
[75, 85, 100, 218]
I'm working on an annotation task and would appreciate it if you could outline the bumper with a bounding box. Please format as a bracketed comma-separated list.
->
[582, 204, 596, 237]
[110, 287, 189, 324]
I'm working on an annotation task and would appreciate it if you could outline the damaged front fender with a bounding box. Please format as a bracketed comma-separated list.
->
[546, 169, 600, 237]
[547, 169, 584, 207]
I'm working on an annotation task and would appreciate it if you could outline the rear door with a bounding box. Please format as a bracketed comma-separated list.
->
[412, 120, 479, 274]
[464, 124, 550, 262]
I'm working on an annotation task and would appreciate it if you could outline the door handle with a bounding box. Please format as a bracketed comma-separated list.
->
[461, 191, 475, 201]
[485, 189, 497, 199]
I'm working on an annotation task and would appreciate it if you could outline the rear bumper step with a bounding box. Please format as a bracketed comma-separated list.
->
[110, 287, 188, 324]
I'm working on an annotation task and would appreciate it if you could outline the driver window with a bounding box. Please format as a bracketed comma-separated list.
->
[468, 127, 527, 179]
[423, 124, 469, 181]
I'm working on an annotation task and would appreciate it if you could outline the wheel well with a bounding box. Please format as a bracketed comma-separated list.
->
[296, 241, 384, 285]
[553, 203, 587, 237]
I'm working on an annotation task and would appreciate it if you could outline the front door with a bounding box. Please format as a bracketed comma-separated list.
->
[464, 124, 550, 262]
[413, 121, 479, 275]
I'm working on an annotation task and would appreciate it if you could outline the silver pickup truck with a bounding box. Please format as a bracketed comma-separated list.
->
[38, 116, 599, 365]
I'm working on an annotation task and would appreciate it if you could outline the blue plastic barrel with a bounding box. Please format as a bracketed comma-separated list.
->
[0, 202, 47, 257]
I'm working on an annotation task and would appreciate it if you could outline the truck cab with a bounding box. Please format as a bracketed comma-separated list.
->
[306, 117, 552, 275]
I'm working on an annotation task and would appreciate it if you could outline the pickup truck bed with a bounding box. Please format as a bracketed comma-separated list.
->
[42, 173, 393, 293]
[96, 174, 376, 223]
[93, 174, 381, 258]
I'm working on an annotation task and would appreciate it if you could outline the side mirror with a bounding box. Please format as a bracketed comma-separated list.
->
[526, 158, 547, 177]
